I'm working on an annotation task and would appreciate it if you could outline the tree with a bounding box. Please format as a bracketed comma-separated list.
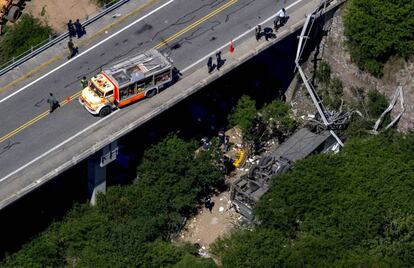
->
[1, 135, 222, 267]
[228, 95, 257, 137]
[0, 14, 54, 65]
[344, 0, 414, 76]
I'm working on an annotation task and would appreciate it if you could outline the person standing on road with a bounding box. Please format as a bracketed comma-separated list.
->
[80, 76, 88, 88]
[274, 8, 287, 31]
[216, 51, 222, 70]
[47, 93, 60, 113]
[74, 19, 84, 38]
[68, 38, 78, 59]
[207, 56, 214, 73]
[255, 25, 262, 41]
[67, 20, 76, 38]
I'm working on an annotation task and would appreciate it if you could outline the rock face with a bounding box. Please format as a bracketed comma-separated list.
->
[319, 8, 413, 132]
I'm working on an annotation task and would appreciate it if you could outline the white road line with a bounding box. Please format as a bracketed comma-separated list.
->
[0, 0, 176, 104]
[182, 0, 304, 73]
[0, 0, 305, 183]
[0, 111, 119, 183]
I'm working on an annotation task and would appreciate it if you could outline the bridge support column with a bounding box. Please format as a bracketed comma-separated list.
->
[87, 141, 118, 206]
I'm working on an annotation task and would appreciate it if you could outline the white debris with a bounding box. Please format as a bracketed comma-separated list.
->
[219, 207, 225, 213]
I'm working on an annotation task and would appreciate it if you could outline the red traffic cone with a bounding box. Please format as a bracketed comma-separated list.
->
[229, 40, 235, 54]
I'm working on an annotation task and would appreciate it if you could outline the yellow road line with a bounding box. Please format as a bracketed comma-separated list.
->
[0, 0, 238, 144]
[153, 0, 238, 49]
[0, 91, 82, 143]
[0, 0, 159, 95]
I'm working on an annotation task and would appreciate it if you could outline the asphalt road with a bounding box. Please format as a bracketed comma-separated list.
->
[0, 0, 302, 179]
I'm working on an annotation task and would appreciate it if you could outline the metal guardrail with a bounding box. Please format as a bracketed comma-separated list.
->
[295, 0, 345, 146]
[0, 0, 129, 76]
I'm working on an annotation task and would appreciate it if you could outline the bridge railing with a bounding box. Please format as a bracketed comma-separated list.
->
[295, 0, 345, 146]
[0, 0, 129, 77]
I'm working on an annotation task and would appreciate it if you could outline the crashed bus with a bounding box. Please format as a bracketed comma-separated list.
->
[79, 49, 173, 116]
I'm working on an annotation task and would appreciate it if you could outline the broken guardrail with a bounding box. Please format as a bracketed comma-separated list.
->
[295, 0, 346, 147]
[0, 0, 129, 77]
[372, 86, 405, 133]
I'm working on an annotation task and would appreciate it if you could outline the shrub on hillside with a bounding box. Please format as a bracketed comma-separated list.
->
[1, 135, 223, 267]
[344, 0, 414, 76]
[0, 14, 54, 64]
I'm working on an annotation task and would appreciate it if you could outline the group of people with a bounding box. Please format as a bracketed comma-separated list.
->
[67, 19, 87, 59]
[67, 19, 86, 39]
[255, 8, 289, 41]
[207, 51, 224, 74]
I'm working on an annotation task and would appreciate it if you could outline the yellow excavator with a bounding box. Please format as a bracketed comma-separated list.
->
[0, 0, 28, 34]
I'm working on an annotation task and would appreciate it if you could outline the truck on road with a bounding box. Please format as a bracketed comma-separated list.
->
[79, 49, 173, 117]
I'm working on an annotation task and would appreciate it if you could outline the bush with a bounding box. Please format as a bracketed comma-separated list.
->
[315, 61, 331, 85]
[344, 0, 414, 76]
[0, 14, 54, 64]
[367, 89, 388, 118]
[228, 95, 257, 137]
[1, 135, 223, 267]
[94, 0, 121, 7]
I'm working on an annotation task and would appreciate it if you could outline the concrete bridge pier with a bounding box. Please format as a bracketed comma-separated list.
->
[87, 141, 118, 205]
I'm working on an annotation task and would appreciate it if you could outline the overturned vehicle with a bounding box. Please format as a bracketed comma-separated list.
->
[231, 128, 338, 221]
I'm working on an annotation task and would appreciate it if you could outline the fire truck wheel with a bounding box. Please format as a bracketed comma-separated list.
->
[99, 106, 111, 117]
[6, 6, 21, 23]
[146, 89, 157, 98]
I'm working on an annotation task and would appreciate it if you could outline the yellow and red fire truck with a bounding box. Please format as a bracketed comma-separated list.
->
[79, 49, 173, 116]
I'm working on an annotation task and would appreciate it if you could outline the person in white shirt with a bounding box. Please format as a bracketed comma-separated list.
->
[274, 8, 287, 31]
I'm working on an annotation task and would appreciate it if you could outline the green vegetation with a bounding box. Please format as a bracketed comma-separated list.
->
[344, 0, 414, 76]
[212, 132, 414, 267]
[315, 61, 344, 110]
[228, 95, 257, 137]
[0, 14, 54, 65]
[94, 0, 121, 7]
[367, 89, 389, 118]
[228, 95, 295, 143]
[1, 135, 222, 267]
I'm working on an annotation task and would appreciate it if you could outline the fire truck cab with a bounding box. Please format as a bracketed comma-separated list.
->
[79, 49, 173, 117]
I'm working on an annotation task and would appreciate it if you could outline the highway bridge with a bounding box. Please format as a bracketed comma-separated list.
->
[0, 0, 338, 209]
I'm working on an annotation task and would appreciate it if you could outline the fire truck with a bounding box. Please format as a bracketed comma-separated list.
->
[0, 0, 27, 34]
[79, 49, 173, 117]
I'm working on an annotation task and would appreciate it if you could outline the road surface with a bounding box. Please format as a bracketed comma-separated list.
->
[0, 0, 313, 207]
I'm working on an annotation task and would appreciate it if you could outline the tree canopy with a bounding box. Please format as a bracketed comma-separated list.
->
[343, 0, 414, 76]
[0, 14, 54, 65]
[212, 132, 414, 267]
[1, 135, 222, 267]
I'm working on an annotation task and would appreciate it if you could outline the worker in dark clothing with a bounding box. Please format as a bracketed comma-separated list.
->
[68, 39, 78, 59]
[204, 195, 213, 213]
[207, 56, 214, 73]
[80, 76, 88, 88]
[216, 51, 222, 70]
[74, 19, 84, 38]
[47, 93, 60, 113]
[67, 20, 76, 38]
[255, 25, 262, 41]
[218, 130, 225, 145]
